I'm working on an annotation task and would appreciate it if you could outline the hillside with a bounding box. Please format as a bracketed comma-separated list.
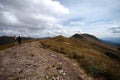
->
[41, 34, 120, 80]
[0, 36, 34, 51]
[0, 34, 120, 80]
[0, 36, 32, 45]
[0, 41, 93, 80]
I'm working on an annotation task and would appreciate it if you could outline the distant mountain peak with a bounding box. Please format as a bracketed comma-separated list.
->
[52, 35, 66, 42]
[71, 34, 87, 41]
[71, 33, 100, 41]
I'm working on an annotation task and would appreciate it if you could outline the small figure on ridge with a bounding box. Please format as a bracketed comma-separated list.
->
[14, 36, 17, 45]
[18, 36, 22, 44]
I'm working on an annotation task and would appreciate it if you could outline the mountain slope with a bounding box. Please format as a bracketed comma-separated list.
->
[0, 36, 32, 45]
[0, 41, 91, 80]
[0, 36, 14, 45]
[41, 34, 120, 80]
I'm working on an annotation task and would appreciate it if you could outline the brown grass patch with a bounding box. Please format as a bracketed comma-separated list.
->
[40, 37, 120, 80]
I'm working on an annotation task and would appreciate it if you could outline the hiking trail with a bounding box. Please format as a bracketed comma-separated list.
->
[0, 41, 92, 80]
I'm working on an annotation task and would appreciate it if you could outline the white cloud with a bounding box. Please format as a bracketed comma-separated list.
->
[0, 0, 69, 37]
[2, 30, 20, 35]
[0, 0, 120, 38]
[57, 0, 120, 38]
[1, 11, 20, 25]
[59, 0, 120, 21]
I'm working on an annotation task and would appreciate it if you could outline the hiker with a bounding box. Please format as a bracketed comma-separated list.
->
[14, 36, 17, 45]
[17, 36, 22, 44]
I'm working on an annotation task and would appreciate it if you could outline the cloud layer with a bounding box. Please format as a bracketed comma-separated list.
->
[58, 0, 120, 38]
[0, 0, 120, 38]
[0, 0, 69, 37]
[109, 25, 120, 33]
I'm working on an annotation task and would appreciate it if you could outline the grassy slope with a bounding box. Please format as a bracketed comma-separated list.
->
[41, 35, 120, 80]
[0, 43, 15, 51]
[0, 39, 38, 51]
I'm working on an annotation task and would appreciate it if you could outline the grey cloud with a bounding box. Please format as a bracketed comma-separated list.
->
[0, 0, 69, 37]
[109, 26, 120, 33]
[1, 0, 120, 38]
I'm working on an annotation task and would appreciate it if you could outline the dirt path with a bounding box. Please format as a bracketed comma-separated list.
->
[0, 41, 92, 80]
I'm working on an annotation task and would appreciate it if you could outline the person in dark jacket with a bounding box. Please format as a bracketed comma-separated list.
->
[18, 36, 21, 44]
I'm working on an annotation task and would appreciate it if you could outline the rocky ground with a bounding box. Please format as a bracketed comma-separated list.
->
[0, 41, 92, 80]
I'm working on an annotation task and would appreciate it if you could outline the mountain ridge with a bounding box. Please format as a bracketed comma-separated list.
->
[71, 33, 100, 41]
[0, 36, 32, 45]
[0, 41, 91, 80]
[0, 34, 120, 80]
[41, 33, 120, 80]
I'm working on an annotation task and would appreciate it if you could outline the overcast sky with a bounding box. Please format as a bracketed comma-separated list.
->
[0, 0, 120, 38]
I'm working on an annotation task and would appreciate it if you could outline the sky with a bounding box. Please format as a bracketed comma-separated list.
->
[0, 0, 120, 38]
